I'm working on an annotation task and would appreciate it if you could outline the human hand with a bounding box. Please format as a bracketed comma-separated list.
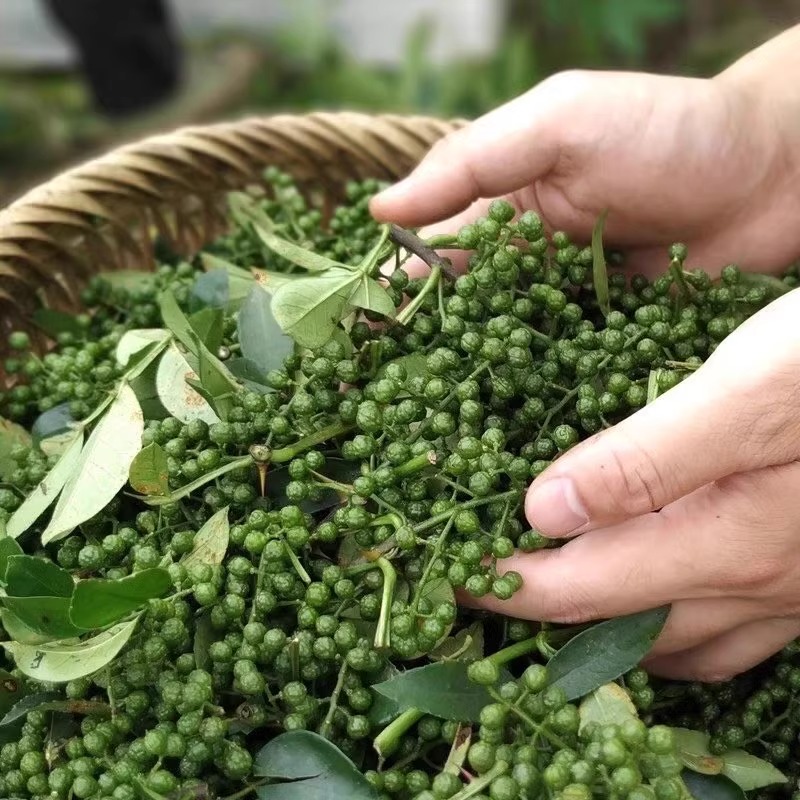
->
[458, 287, 800, 681]
[371, 29, 800, 275]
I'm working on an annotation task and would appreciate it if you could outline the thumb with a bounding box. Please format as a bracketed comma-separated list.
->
[369, 75, 577, 227]
[524, 351, 796, 538]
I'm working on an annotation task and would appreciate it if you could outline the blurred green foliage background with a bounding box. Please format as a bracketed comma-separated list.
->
[0, 0, 794, 203]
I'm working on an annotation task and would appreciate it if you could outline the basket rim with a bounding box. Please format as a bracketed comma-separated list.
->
[0, 111, 463, 343]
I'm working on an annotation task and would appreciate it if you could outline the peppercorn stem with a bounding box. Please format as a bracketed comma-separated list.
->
[271, 421, 353, 462]
[449, 760, 510, 800]
[320, 661, 349, 739]
[411, 515, 455, 613]
[486, 634, 541, 667]
[143, 455, 252, 505]
[283, 540, 311, 584]
[488, 687, 571, 750]
[374, 707, 425, 760]
[249, 547, 271, 623]
[143, 421, 354, 505]
[396, 264, 442, 326]
[308, 469, 353, 494]
[669, 256, 692, 302]
[412, 490, 521, 535]
[407, 362, 490, 445]
[424, 233, 459, 249]
[373, 556, 397, 650]
[288, 637, 300, 682]
[394, 450, 438, 478]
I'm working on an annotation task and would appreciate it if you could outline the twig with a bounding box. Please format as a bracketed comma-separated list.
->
[390, 225, 458, 280]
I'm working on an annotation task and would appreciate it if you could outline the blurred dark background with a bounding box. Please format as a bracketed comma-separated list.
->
[0, 0, 796, 206]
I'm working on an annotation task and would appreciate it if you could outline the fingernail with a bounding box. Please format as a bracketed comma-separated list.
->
[525, 477, 587, 537]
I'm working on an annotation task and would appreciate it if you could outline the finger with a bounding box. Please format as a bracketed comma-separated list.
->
[644, 617, 800, 682]
[646, 598, 759, 658]
[524, 330, 800, 537]
[467, 512, 695, 624]
[370, 80, 566, 226]
[469, 462, 800, 624]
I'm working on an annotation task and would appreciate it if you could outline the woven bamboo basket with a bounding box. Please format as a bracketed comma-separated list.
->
[0, 112, 463, 363]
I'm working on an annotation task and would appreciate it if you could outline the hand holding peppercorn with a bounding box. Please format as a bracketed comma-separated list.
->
[372, 26, 800, 276]
[372, 25, 800, 682]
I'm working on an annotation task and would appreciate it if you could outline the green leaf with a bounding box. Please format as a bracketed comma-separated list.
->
[31, 403, 74, 446]
[271, 270, 359, 348]
[191, 268, 230, 310]
[0, 610, 52, 644]
[226, 358, 270, 393]
[32, 308, 84, 338]
[672, 728, 787, 790]
[1, 596, 82, 640]
[578, 683, 639, 733]
[0, 691, 59, 726]
[159, 291, 199, 355]
[252, 269, 302, 293]
[682, 770, 746, 800]
[155, 343, 220, 425]
[122, 337, 171, 383]
[115, 329, 171, 368]
[192, 332, 239, 419]
[348, 276, 396, 317]
[672, 729, 725, 776]
[42, 384, 145, 544]
[69, 568, 171, 630]
[254, 227, 346, 273]
[181, 507, 230, 569]
[200, 255, 254, 307]
[98, 270, 153, 291]
[128, 443, 169, 496]
[547, 606, 669, 700]
[153, 290, 239, 419]
[5, 555, 74, 598]
[367, 689, 402, 727]
[2, 617, 139, 682]
[238, 286, 295, 376]
[254, 730, 379, 800]
[591, 209, 610, 317]
[372, 662, 494, 722]
[0, 538, 23, 579]
[0, 418, 32, 480]
[430, 622, 485, 662]
[7, 430, 84, 539]
[721, 748, 788, 791]
[189, 307, 224, 352]
[0, 692, 110, 727]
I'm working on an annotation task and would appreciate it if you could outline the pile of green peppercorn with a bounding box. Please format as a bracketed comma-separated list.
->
[0, 169, 797, 800]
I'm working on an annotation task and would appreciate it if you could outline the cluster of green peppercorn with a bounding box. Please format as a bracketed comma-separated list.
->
[0, 168, 796, 800]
